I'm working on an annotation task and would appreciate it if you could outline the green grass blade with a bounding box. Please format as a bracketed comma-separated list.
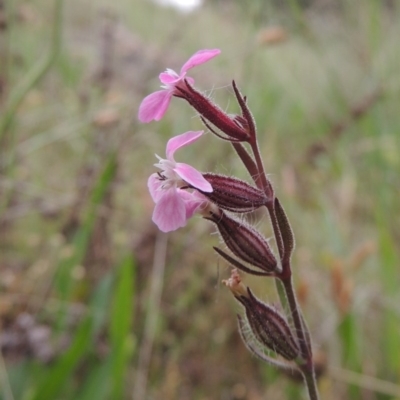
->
[54, 154, 117, 328]
[90, 272, 114, 337]
[377, 211, 400, 374]
[109, 255, 135, 398]
[30, 316, 93, 400]
[338, 312, 361, 398]
[74, 357, 113, 400]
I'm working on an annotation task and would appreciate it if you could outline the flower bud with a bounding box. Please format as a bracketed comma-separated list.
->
[206, 210, 279, 274]
[235, 287, 299, 361]
[175, 80, 251, 142]
[196, 173, 268, 212]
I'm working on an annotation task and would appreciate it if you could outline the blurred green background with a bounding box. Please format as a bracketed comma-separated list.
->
[1, 0, 400, 399]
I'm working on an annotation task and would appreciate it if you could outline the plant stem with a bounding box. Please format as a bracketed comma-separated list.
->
[302, 367, 320, 400]
[250, 141, 285, 259]
[280, 275, 310, 358]
[279, 257, 320, 400]
[240, 138, 320, 399]
[250, 140, 272, 194]
[278, 263, 320, 400]
[231, 142, 259, 184]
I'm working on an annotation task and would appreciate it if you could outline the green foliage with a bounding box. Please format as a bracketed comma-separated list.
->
[109, 256, 135, 398]
[54, 154, 118, 331]
[30, 317, 93, 400]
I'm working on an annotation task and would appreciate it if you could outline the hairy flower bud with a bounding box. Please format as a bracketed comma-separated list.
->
[235, 287, 299, 361]
[194, 173, 268, 212]
[206, 210, 279, 274]
[175, 80, 251, 142]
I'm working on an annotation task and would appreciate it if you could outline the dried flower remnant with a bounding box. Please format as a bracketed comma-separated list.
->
[138, 49, 220, 122]
[148, 130, 212, 232]
[222, 268, 248, 297]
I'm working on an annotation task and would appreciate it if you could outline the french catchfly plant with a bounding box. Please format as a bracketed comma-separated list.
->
[139, 49, 321, 400]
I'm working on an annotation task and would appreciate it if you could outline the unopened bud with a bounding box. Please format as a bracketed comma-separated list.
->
[236, 288, 299, 360]
[206, 210, 279, 274]
[197, 173, 268, 212]
[175, 80, 251, 142]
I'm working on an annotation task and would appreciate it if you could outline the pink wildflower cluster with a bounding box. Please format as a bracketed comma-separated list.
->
[138, 49, 321, 399]
[139, 49, 264, 232]
[140, 49, 221, 232]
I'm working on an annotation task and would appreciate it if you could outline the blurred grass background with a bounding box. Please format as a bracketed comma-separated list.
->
[1, 0, 400, 399]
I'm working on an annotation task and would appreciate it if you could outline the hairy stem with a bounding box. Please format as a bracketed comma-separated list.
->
[250, 140, 273, 194]
[231, 142, 260, 186]
[280, 274, 311, 359]
[250, 141, 284, 260]
[302, 367, 320, 400]
[279, 254, 319, 400]
[238, 137, 320, 400]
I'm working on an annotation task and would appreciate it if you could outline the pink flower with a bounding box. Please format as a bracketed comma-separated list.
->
[148, 130, 213, 232]
[138, 49, 221, 123]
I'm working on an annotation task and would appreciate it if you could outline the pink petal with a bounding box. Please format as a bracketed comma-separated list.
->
[159, 69, 180, 85]
[148, 174, 164, 202]
[180, 49, 221, 74]
[179, 190, 207, 218]
[166, 130, 204, 161]
[152, 188, 187, 232]
[138, 90, 172, 122]
[174, 163, 212, 192]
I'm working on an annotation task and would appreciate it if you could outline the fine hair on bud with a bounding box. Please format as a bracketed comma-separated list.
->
[175, 80, 251, 142]
[196, 173, 269, 212]
[205, 210, 279, 274]
[235, 288, 299, 361]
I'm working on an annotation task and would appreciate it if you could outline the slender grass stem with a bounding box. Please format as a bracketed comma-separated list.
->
[133, 232, 168, 400]
[0, 0, 63, 140]
[0, 349, 14, 400]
